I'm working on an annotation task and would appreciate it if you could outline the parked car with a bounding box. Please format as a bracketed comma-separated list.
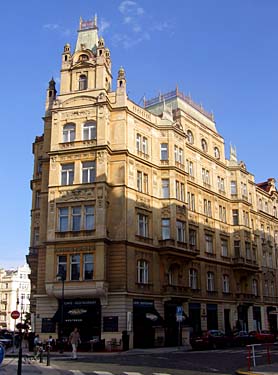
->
[190, 330, 230, 350]
[231, 331, 256, 347]
[249, 330, 275, 343]
[0, 335, 12, 348]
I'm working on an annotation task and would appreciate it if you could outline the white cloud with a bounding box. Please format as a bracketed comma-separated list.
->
[99, 18, 110, 34]
[43, 24, 59, 30]
[43, 23, 72, 37]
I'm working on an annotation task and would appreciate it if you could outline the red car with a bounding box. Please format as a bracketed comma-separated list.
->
[249, 330, 275, 343]
[190, 330, 230, 350]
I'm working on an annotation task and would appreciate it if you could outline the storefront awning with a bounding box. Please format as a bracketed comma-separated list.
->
[133, 300, 164, 327]
[52, 299, 100, 324]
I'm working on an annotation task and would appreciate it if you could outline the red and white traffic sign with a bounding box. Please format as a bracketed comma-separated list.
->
[11, 310, 20, 320]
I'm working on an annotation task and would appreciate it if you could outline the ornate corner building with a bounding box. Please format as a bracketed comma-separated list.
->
[27, 17, 278, 348]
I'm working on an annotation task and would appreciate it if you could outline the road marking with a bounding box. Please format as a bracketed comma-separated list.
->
[70, 371, 85, 375]
[93, 372, 114, 375]
[153, 373, 172, 375]
[122, 373, 143, 375]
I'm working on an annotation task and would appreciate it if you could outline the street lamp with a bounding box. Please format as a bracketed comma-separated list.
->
[56, 271, 65, 353]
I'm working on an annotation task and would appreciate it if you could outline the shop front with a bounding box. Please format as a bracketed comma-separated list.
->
[133, 299, 164, 348]
[53, 298, 101, 344]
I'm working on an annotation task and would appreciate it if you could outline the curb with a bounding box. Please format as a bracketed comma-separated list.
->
[235, 370, 259, 375]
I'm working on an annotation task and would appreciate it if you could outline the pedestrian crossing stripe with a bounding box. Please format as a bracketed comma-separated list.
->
[153, 373, 172, 375]
[93, 372, 114, 375]
[122, 373, 144, 375]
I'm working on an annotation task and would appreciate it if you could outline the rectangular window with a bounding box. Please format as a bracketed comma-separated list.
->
[219, 206, 226, 222]
[178, 148, 183, 164]
[207, 272, 214, 291]
[61, 163, 74, 185]
[161, 179, 170, 198]
[221, 239, 228, 257]
[217, 176, 225, 192]
[137, 260, 148, 284]
[35, 191, 40, 209]
[187, 160, 194, 177]
[231, 181, 237, 195]
[57, 255, 67, 279]
[187, 192, 195, 211]
[204, 199, 212, 217]
[180, 183, 185, 202]
[143, 173, 148, 193]
[223, 275, 230, 293]
[85, 206, 94, 230]
[137, 171, 142, 192]
[189, 229, 196, 247]
[189, 269, 197, 290]
[142, 137, 148, 154]
[162, 218, 170, 240]
[234, 240, 241, 257]
[83, 254, 93, 280]
[241, 182, 247, 197]
[138, 213, 148, 237]
[160, 143, 168, 160]
[232, 209, 239, 225]
[205, 234, 213, 253]
[175, 181, 180, 200]
[202, 168, 210, 184]
[245, 242, 251, 259]
[136, 133, 141, 152]
[174, 145, 178, 162]
[70, 254, 80, 281]
[72, 207, 81, 231]
[176, 220, 186, 242]
[82, 161, 96, 183]
[59, 208, 69, 232]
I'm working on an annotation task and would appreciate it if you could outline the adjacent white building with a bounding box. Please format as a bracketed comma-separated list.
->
[0, 264, 31, 331]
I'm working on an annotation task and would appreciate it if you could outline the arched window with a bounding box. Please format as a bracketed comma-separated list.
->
[63, 123, 75, 142]
[168, 264, 180, 285]
[214, 147, 220, 159]
[187, 130, 194, 144]
[189, 268, 198, 290]
[137, 259, 149, 284]
[79, 54, 89, 62]
[83, 121, 96, 140]
[79, 74, 88, 90]
[201, 138, 208, 152]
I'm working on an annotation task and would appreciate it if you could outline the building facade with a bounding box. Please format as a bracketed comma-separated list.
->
[0, 264, 31, 331]
[27, 17, 278, 348]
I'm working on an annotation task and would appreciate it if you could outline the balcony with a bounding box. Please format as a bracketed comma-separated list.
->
[232, 256, 259, 271]
[235, 292, 260, 303]
[159, 239, 199, 258]
[163, 284, 190, 296]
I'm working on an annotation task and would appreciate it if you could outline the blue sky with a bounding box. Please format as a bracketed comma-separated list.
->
[1, 0, 277, 268]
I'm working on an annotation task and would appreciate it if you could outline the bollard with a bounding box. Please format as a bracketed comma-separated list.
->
[46, 346, 50, 366]
[39, 348, 43, 363]
[266, 344, 271, 364]
[247, 346, 251, 371]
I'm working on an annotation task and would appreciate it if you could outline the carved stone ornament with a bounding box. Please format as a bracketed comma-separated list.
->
[61, 109, 96, 120]
[59, 188, 95, 201]
[136, 196, 150, 209]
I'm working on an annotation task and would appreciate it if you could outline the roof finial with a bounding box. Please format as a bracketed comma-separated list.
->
[94, 14, 97, 28]
[79, 16, 83, 30]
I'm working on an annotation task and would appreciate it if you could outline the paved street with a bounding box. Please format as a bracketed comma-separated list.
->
[34, 346, 278, 374]
[2, 346, 278, 374]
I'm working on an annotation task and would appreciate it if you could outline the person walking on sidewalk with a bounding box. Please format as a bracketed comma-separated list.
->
[69, 328, 81, 359]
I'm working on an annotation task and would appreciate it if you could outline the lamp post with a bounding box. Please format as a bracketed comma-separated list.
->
[56, 271, 65, 353]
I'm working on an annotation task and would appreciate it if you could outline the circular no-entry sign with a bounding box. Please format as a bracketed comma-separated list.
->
[11, 310, 20, 320]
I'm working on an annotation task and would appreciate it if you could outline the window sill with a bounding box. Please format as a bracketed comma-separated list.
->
[136, 235, 153, 244]
[56, 230, 95, 238]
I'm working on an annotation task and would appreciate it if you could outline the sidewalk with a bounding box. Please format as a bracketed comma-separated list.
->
[236, 362, 278, 375]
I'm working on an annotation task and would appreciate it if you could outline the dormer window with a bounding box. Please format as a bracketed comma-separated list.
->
[79, 74, 88, 90]
[201, 138, 208, 152]
[79, 54, 89, 61]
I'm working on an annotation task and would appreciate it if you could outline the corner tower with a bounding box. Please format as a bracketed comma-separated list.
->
[60, 16, 112, 95]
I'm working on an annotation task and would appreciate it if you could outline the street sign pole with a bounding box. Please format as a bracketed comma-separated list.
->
[11, 311, 20, 354]
[176, 306, 183, 347]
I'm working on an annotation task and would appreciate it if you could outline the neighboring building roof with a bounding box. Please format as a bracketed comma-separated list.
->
[256, 178, 276, 194]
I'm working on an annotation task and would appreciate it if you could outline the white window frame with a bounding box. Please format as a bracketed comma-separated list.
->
[63, 123, 75, 143]
[82, 161, 96, 183]
[83, 121, 96, 140]
[207, 271, 215, 291]
[176, 220, 186, 242]
[61, 163, 74, 185]
[137, 259, 149, 284]
[137, 213, 148, 237]
[189, 268, 197, 289]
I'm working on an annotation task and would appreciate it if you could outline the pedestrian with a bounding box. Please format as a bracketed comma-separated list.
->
[33, 334, 41, 359]
[69, 328, 81, 359]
